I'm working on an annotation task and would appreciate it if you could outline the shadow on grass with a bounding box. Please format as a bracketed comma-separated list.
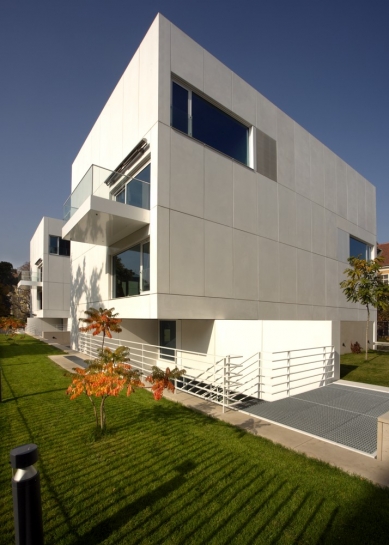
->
[340, 364, 358, 379]
[2, 387, 66, 403]
[0, 335, 65, 358]
[73, 461, 196, 545]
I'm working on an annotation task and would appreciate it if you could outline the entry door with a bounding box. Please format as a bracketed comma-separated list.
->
[159, 321, 176, 361]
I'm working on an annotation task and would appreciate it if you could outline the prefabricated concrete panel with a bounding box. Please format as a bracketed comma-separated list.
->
[278, 185, 296, 247]
[233, 162, 258, 235]
[170, 211, 204, 296]
[257, 173, 278, 242]
[277, 110, 295, 191]
[233, 229, 258, 301]
[203, 50, 232, 111]
[231, 72, 257, 127]
[294, 123, 311, 199]
[170, 131, 204, 218]
[310, 136, 325, 206]
[336, 156, 348, 220]
[324, 146, 337, 214]
[256, 93, 277, 140]
[258, 236, 279, 302]
[279, 243, 297, 304]
[295, 194, 311, 251]
[171, 23, 204, 91]
[204, 147, 233, 227]
[346, 166, 358, 225]
[204, 221, 233, 299]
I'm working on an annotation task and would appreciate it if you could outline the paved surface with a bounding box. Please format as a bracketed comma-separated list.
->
[44, 338, 389, 487]
[236, 383, 389, 456]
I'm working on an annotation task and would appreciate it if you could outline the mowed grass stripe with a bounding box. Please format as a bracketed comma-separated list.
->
[1, 335, 389, 544]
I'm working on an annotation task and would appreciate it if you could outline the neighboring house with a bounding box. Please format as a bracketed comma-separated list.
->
[377, 243, 389, 338]
[377, 243, 389, 284]
[18, 217, 71, 344]
[61, 14, 377, 399]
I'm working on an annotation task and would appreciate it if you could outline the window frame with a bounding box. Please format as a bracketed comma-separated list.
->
[171, 79, 252, 168]
[112, 239, 150, 299]
[349, 236, 372, 261]
[49, 235, 70, 257]
[111, 159, 151, 210]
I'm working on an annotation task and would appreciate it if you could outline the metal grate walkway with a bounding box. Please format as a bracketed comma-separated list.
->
[240, 383, 389, 456]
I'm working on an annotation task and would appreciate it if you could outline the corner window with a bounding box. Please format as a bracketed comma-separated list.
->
[114, 163, 150, 210]
[49, 236, 70, 256]
[350, 236, 371, 260]
[113, 241, 150, 298]
[171, 81, 249, 166]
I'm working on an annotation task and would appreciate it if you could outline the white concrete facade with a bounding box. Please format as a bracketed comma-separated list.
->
[63, 14, 377, 384]
[21, 217, 71, 336]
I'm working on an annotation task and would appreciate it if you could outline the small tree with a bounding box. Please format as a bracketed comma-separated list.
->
[67, 346, 143, 430]
[0, 316, 25, 338]
[340, 256, 389, 361]
[146, 366, 186, 400]
[79, 307, 122, 349]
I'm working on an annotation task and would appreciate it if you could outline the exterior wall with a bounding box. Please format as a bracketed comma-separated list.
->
[67, 14, 377, 350]
[340, 320, 374, 355]
[30, 217, 70, 319]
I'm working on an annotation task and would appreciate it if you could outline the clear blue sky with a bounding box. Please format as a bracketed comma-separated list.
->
[0, 0, 388, 267]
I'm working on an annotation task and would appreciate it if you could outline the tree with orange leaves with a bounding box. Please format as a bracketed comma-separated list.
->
[0, 316, 25, 337]
[79, 307, 122, 349]
[67, 346, 143, 430]
[146, 366, 186, 401]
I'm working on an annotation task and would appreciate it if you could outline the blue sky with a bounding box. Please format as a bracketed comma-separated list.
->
[0, 0, 388, 267]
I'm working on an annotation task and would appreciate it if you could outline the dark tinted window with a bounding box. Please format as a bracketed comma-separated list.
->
[113, 245, 141, 297]
[172, 82, 189, 133]
[171, 82, 249, 166]
[192, 93, 248, 164]
[350, 237, 371, 260]
[49, 236, 58, 255]
[59, 238, 70, 256]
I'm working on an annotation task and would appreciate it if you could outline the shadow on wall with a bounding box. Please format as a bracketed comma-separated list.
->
[71, 257, 103, 351]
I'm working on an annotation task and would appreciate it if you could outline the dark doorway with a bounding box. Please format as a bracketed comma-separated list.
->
[159, 321, 176, 361]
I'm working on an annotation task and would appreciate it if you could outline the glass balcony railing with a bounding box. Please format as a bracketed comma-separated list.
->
[63, 164, 150, 222]
[19, 271, 42, 282]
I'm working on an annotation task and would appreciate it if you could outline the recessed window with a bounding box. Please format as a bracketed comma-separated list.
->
[350, 236, 371, 260]
[114, 163, 150, 210]
[113, 241, 150, 298]
[171, 81, 249, 166]
[49, 236, 70, 256]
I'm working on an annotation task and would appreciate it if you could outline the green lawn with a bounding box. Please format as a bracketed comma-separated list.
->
[2, 335, 389, 544]
[340, 350, 389, 387]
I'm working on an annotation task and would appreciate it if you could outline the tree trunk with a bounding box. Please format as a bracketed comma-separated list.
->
[102, 331, 105, 350]
[88, 395, 98, 428]
[100, 397, 106, 430]
[366, 305, 370, 362]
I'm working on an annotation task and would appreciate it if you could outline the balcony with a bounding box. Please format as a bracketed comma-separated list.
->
[62, 165, 150, 246]
[18, 271, 43, 288]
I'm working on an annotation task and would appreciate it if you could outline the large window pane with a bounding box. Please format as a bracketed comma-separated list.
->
[49, 236, 58, 255]
[126, 164, 150, 209]
[172, 82, 189, 133]
[142, 242, 150, 292]
[192, 93, 248, 164]
[350, 236, 371, 260]
[113, 245, 141, 298]
[59, 238, 71, 256]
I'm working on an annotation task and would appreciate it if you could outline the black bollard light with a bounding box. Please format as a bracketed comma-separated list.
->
[10, 443, 44, 545]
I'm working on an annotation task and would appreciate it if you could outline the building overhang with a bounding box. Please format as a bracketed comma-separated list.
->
[18, 280, 43, 288]
[62, 195, 150, 246]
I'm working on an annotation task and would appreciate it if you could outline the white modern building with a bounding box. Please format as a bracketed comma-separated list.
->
[62, 14, 376, 401]
[19, 217, 71, 343]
